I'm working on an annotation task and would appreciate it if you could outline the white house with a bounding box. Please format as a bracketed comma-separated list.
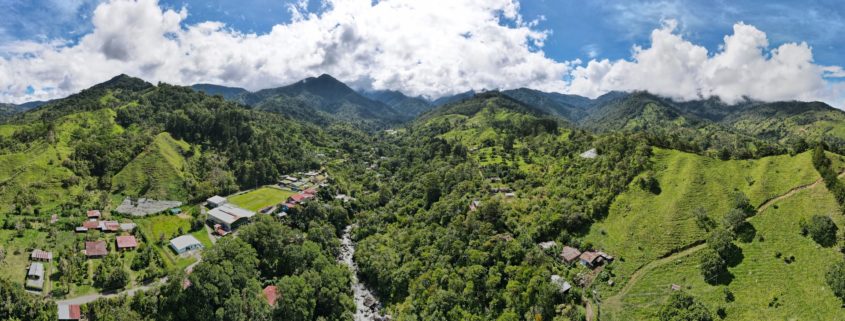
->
[170, 235, 204, 254]
[206, 195, 228, 208]
[207, 204, 256, 231]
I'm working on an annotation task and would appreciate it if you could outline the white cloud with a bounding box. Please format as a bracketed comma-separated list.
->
[566, 20, 845, 107]
[0, 0, 569, 103]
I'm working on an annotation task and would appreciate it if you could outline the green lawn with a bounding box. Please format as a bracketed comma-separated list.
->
[584, 149, 820, 286]
[135, 214, 210, 270]
[601, 185, 845, 321]
[228, 186, 296, 212]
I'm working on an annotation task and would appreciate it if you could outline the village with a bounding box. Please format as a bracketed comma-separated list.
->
[15, 169, 335, 320]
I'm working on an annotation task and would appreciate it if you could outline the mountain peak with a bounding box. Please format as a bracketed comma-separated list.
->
[92, 74, 153, 92]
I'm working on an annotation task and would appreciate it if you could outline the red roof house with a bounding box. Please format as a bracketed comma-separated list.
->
[58, 303, 81, 320]
[87, 210, 101, 219]
[31, 249, 53, 261]
[579, 251, 603, 268]
[116, 235, 138, 250]
[288, 194, 307, 203]
[303, 188, 318, 195]
[82, 220, 100, 230]
[101, 221, 120, 232]
[85, 240, 108, 257]
[263, 285, 278, 306]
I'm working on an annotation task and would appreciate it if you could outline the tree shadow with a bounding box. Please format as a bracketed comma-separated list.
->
[736, 223, 757, 243]
[724, 245, 744, 267]
[712, 270, 735, 285]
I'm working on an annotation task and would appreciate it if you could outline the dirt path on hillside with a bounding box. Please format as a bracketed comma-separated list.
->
[601, 170, 845, 318]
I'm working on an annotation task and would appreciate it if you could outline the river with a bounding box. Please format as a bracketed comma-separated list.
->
[340, 225, 387, 321]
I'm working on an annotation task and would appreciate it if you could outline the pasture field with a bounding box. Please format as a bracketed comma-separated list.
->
[228, 186, 296, 212]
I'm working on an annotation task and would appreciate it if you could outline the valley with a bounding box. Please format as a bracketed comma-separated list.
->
[1, 75, 845, 321]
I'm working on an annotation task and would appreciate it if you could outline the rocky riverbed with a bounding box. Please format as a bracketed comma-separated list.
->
[340, 225, 390, 321]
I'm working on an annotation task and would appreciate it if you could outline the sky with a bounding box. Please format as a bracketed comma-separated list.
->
[0, 0, 843, 108]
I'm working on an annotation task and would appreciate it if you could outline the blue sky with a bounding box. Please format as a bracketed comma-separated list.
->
[3, 0, 843, 66]
[0, 0, 842, 106]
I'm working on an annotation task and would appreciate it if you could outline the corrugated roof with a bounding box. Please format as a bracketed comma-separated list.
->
[28, 262, 44, 277]
[116, 235, 138, 248]
[560, 246, 582, 262]
[170, 235, 202, 251]
[58, 304, 81, 320]
[85, 241, 108, 256]
[207, 195, 227, 204]
[208, 204, 255, 225]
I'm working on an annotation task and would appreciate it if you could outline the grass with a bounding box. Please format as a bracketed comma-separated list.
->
[584, 149, 821, 286]
[600, 185, 844, 321]
[228, 186, 296, 212]
[112, 132, 193, 200]
[135, 214, 210, 270]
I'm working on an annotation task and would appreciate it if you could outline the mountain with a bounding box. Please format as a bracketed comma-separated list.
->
[361, 90, 433, 118]
[0, 74, 330, 211]
[239, 74, 403, 126]
[431, 90, 476, 106]
[190, 84, 249, 100]
[0, 100, 49, 118]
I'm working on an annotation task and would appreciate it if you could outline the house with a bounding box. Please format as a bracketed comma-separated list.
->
[550, 275, 572, 293]
[57, 304, 81, 320]
[469, 200, 481, 211]
[78, 220, 100, 232]
[282, 202, 297, 211]
[116, 235, 138, 250]
[207, 204, 256, 231]
[85, 240, 108, 258]
[214, 224, 229, 236]
[579, 251, 603, 268]
[560, 246, 582, 264]
[100, 220, 120, 232]
[30, 249, 52, 262]
[303, 188, 318, 196]
[87, 210, 101, 220]
[288, 193, 315, 204]
[597, 251, 614, 261]
[206, 195, 228, 208]
[170, 235, 204, 254]
[263, 285, 278, 306]
[26, 262, 44, 290]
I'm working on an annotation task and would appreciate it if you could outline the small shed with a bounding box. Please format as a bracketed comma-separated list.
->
[206, 195, 228, 208]
[550, 274, 572, 293]
[538, 241, 558, 250]
[85, 240, 108, 258]
[116, 235, 138, 250]
[30, 249, 52, 262]
[469, 200, 481, 212]
[579, 251, 603, 268]
[170, 235, 204, 254]
[26, 262, 44, 290]
[87, 210, 101, 220]
[560, 246, 582, 264]
[57, 304, 81, 320]
[263, 285, 278, 306]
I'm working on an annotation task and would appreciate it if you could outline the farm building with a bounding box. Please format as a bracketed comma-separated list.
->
[206, 195, 228, 208]
[263, 285, 278, 306]
[170, 235, 204, 254]
[58, 304, 81, 320]
[87, 209, 101, 220]
[85, 240, 108, 258]
[116, 235, 138, 250]
[26, 262, 44, 290]
[30, 249, 52, 261]
[207, 204, 256, 231]
[560, 246, 582, 264]
[579, 251, 603, 268]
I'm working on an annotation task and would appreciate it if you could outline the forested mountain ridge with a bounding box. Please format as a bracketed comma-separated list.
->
[361, 89, 433, 118]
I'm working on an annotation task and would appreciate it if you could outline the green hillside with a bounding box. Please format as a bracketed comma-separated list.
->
[112, 132, 194, 200]
[601, 185, 844, 321]
[584, 149, 821, 279]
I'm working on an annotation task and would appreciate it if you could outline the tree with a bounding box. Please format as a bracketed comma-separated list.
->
[805, 215, 838, 247]
[827, 260, 845, 302]
[699, 248, 726, 284]
[707, 228, 735, 258]
[693, 207, 715, 231]
[658, 291, 714, 321]
[722, 209, 747, 233]
[94, 253, 128, 290]
[274, 275, 315, 321]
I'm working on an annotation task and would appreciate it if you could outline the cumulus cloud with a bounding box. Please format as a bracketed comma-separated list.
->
[567, 20, 845, 106]
[0, 0, 569, 103]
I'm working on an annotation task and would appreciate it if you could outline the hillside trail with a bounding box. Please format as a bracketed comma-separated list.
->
[601, 169, 845, 317]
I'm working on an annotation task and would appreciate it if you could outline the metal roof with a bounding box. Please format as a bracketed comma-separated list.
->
[170, 234, 202, 251]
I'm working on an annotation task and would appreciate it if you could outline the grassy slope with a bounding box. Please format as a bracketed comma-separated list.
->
[0, 109, 121, 211]
[227, 186, 295, 212]
[584, 149, 820, 281]
[602, 186, 844, 321]
[112, 132, 192, 200]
